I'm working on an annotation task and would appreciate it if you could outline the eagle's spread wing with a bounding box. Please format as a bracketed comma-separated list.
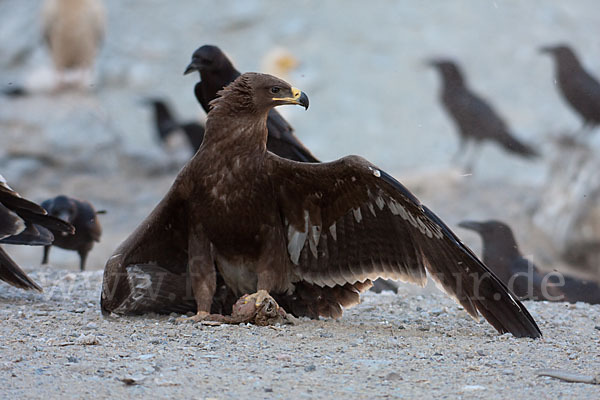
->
[0, 183, 73, 243]
[268, 154, 541, 338]
[0, 223, 54, 246]
[0, 203, 25, 240]
[101, 185, 193, 315]
[101, 183, 205, 314]
[0, 181, 47, 215]
[0, 175, 72, 291]
[0, 247, 42, 291]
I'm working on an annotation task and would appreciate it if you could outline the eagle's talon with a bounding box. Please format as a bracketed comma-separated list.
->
[175, 310, 210, 323]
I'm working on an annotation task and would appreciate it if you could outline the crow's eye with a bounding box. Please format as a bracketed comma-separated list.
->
[270, 86, 280, 94]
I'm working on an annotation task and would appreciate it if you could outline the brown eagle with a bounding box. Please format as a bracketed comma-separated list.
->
[101, 73, 541, 338]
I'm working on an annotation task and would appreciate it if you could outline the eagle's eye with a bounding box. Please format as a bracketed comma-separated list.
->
[270, 86, 280, 94]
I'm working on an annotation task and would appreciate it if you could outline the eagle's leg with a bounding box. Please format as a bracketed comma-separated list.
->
[176, 227, 217, 323]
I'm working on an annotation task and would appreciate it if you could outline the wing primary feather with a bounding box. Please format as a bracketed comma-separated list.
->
[0, 247, 42, 291]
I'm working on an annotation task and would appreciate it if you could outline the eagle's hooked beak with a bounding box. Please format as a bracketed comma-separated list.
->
[274, 87, 309, 110]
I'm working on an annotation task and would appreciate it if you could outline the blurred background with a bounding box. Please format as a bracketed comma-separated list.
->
[1, 0, 599, 281]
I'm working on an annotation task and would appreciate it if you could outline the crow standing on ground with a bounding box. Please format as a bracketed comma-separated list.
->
[184, 45, 319, 163]
[428, 59, 538, 167]
[143, 98, 205, 153]
[0, 175, 74, 291]
[459, 220, 600, 304]
[540, 45, 600, 132]
[41, 195, 103, 271]
[102, 72, 541, 338]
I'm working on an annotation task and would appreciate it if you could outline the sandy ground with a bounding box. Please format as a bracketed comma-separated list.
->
[1, 268, 599, 399]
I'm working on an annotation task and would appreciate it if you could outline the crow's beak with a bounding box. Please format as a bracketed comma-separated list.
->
[184, 61, 199, 75]
[458, 220, 483, 232]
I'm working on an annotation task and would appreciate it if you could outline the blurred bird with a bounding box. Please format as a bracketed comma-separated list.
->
[428, 59, 538, 169]
[459, 220, 600, 304]
[540, 44, 600, 133]
[260, 47, 301, 83]
[0, 175, 74, 291]
[143, 97, 205, 153]
[41, 0, 105, 89]
[184, 44, 319, 162]
[369, 279, 399, 294]
[41, 195, 103, 271]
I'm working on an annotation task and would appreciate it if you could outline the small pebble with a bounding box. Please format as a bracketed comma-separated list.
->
[463, 385, 486, 391]
[276, 354, 291, 362]
[74, 334, 99, 345]
[384, 372, 403, 381]
[304, 365, 316, 372]
[85, 322, 98, 330]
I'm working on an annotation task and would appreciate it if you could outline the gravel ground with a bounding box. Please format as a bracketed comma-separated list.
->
[1, 268, 599, 399]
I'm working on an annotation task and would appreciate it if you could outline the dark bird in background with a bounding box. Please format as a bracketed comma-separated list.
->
[41, 195, 103, 271]
[459, 220, 600, 304]
[540, 44, 600, 133]
[370, 279, 399, 293]
[143, 97, 205, 153]
[41, 0, 106, 88]
[428, 59, 538, 168]
[0, 175, 74, 291]
[102, 73, 541, 338]
[184, 44, 319, 163]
